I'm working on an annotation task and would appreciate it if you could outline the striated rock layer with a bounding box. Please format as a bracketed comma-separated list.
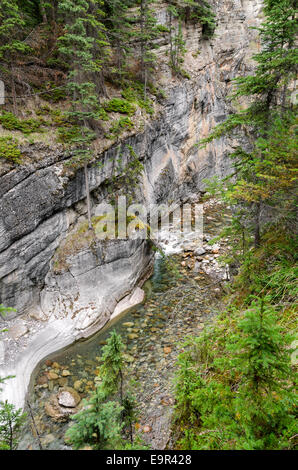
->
[0, 0, 263, 408]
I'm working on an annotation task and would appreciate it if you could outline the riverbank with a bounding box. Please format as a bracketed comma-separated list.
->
[19, 200, 231, 450]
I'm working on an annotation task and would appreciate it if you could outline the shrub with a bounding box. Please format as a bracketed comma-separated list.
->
[103, 98, 136, 116]
[57, 125, 81, 143]
[105, 117, 134, 139]
[0, 136, 22, 164]
[0, 112, 43, 134]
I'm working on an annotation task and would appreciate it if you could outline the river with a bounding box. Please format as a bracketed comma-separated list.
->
[19, 200, 230, 450]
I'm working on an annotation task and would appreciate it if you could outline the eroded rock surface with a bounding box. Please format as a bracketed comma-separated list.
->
[0, 0, 263, 410]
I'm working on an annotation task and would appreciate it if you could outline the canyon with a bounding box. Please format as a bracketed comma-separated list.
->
[0, 0, 263, 410]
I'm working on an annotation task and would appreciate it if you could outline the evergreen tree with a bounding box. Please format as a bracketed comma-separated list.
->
[122, 392, 138, 444]
[58, 0, 109, 229]
[0, 1, 31, 113]
[0, 401, 26, 450]
[104, 0, 132, 83]
[177, 0, 216, 38]
[137, 0, 159, 99]
[175, 300, 297, 450]
[66, 330, 140, 449]
[65, 386, 123, 450]
[99, 330, 125, 401]
[201, 0, 297, 248]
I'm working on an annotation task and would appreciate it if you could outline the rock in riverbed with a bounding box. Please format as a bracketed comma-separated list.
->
[45, 387, 81, 422]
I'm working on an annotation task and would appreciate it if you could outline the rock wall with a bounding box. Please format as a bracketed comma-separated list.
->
[0, 0, 263, 407]
[0, 0, 263, 317]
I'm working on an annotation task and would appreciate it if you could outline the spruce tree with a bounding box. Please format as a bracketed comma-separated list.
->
[99, 330, 125, 401]
[201, 0, 297, 248]
[122, 392, 138, 444]
[65, 386, 123, 450]
[58, 0, 109, 229]
[229, 299, 297, 449]
[0, 401, 26, 450]
[104, 0, 132, 83]
[137, 0, 159, 99]
[0, 0, 31, 114]
[175, 300, 297, 450]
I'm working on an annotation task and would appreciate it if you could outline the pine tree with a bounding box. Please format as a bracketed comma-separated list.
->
[0, 401, 26, 450]
[104, 0, 132, 83]
[228, 299, 297, 449]
[175, 300, 297, 450]
[201, 0, 297, 248]
[99, 330, 125, 401]
[178, 0, 216, 38]
[137, 0, 159, 99]
[58, 0, 109, 229]
[122, 392, 138, 444]
[0, 1, 31, 114]
[65, 386, 123, 450]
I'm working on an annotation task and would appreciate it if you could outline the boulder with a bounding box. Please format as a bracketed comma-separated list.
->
[58, 387, 81, 408]
[8, 323, 28, 340]
[45, 387, 81, 422]
[194, 247, 206, 256]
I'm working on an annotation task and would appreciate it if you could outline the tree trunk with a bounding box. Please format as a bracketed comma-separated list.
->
[10, 66, 17, 115]
[40, 1, 48, 23]
[144, 69, 147, 101]
[27, 400, 43, 450]
[9, 420, 13, 450]
[254, 202, 261, 249]
[119, 369, 124, 404]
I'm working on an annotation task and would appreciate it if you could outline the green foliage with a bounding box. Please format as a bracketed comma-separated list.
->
[174, 299, 297, 450]
[104, 145, 144, 203]
[174, 4, 297, 449]
[57, 125, 82, 144]
[66, 330, 140, 449]
[98, 330, 125, 399]
[168, 0, 216, 39]
[103, 98, 136, 115]
[0, 401, 27, 450]
[105, 117, 134, 139]
[0, 304, 16, 319]
[200, 0, 297, 250]
[0, 136, 22, 164]
[0, 0, 31, 61]
[0, 112, 43, 134]
[65, 386, 123, 450]
[121, 83, 154, 114]
[122, 392, 138, 443]
[57, 0, 110, 166]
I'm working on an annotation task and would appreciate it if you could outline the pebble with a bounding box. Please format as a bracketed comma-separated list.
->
[48, 371, 59, 380]
[27, 205, 227, 449]
[61, 370, 71, 377]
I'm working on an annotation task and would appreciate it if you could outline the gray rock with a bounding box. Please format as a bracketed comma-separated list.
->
[193, 261, 201, 273]
[0, 0, 263, 413]
[194, 247, 206, 256]
[58, 388, 81, 408]
[8, 323, 28, 340]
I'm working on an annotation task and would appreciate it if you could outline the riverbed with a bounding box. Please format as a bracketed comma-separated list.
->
[19, 200, 230, 450]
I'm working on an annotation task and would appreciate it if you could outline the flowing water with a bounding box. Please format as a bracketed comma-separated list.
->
[19, 202, 229, 450]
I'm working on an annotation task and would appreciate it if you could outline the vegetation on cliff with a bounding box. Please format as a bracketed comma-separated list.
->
[0, 0, 215, 165]
[173, 0, 297, 450]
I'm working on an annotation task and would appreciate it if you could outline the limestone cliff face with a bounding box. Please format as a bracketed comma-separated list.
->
[0, 0, 263, 320]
